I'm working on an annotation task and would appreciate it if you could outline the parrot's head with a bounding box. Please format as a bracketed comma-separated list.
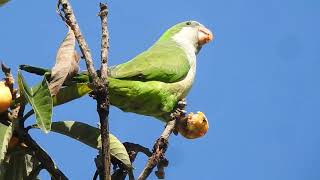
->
[158, 21, 213, 54]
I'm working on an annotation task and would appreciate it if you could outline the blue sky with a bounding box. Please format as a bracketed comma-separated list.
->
[1, 0, 320, 179]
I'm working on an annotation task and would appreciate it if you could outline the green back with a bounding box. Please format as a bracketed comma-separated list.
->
[110, 40, 190, 83]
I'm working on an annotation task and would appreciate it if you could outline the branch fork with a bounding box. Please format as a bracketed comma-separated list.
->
[58, 1, 111, 179]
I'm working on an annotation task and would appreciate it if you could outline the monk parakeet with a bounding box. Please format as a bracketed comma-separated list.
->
[107, 20, 213, 121]
[20, 21, 213, 122]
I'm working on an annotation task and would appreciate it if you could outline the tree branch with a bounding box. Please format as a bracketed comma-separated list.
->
[20, 109, 34, 124]
[123, 142, 152, 162]
[58, 1, 111, 179]
[95, 3, 111, 180]
[1, 62, 15, 98]
[137, 120, 176, 180]
[111, 142, 152, 179]
[138, 101, 187, 180]
[18, 130, 68, 180]
[57, 0, 98, 83]
[98, 3, 109, 80]
[25, 164, 44, 180]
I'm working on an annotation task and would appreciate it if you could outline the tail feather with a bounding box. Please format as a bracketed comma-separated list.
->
[19, 65, 50, 76]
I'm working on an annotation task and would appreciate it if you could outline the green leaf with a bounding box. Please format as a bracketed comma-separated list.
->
[0, 123, 12, 164]
[18, 65, 92, 106]
[50, 121, 132, 169]
[53, 83, 92, 106]
[13, 82, 92, 108]
[0, 148, 41, 180]
[18, 71, 53, 133]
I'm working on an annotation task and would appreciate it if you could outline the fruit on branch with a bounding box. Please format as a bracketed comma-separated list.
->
[0, 81, 12, 113]
[177, 111, 209, 139]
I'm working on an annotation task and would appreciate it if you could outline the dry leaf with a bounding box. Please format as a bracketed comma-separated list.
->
[49, 26, 80, 96]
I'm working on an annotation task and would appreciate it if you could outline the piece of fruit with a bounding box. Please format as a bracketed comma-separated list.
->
[177, 111, 209, 139]
[0, 81, 12, 113]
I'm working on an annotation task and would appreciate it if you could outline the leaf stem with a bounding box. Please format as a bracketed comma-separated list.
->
[20, 109, 34, 124]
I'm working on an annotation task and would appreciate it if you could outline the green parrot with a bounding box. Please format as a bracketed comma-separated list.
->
[20, 20, 213, 122]
[107, 20, 213, 121]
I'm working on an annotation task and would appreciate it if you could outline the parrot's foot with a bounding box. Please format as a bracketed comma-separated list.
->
[177, 98, 187, 108]
[170, 99, 188, 135]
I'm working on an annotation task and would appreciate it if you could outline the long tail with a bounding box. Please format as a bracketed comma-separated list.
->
[19, 64, 90, 83]
[19, 64, 50, 76]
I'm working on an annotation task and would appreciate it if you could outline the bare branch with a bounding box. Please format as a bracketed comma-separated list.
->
[95, 3, 111, 180]
[20, 109, 34, 125]
[57, 1, 112, 179]
[138, 100, 187, 180]
[18, 130, 68, 180]
[98, 3, 109, 80]
[137, 120, 176, 180]
[57, 0, 98, 83]
[93, 170, 99, 180]
[111, 143, 151, 179]
[123, 142, 152, 163]
[1, 62, 15, 97]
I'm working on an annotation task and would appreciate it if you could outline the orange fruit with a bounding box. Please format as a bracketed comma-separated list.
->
[0, 81, 12, 113]
[177, 111, 209, 139]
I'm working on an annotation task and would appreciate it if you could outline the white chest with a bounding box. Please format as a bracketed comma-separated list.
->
[171, 48, 197, 98]
[171, 29, 198, 98]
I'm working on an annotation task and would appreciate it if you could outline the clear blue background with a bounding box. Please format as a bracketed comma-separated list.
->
[1, 0, 320, 179]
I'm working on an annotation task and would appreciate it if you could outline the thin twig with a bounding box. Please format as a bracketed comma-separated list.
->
[93, 170, 99, 180]
[138, 101, 186, 180]
[111, 143, 152, 179]
[20, 109, 34, 124]
[95, 3, 111, 180]
[123, 142, 152, 162]
[1, 62, 19, 124]
[18, 130, 68, 180]
[98, 3, 109, 80]
[1, 62, 15, 98]
[137, 120, 176, 180]
[57, 0, 98, 83]
[94, 155, 103, 180]
[58, 1, 111, 179]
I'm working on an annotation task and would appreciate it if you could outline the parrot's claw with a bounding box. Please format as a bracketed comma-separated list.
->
[179, 110, 187, 116]
[177, 99, 187, 107]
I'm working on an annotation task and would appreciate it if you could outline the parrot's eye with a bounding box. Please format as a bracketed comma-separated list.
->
[186, 21, 192, 25]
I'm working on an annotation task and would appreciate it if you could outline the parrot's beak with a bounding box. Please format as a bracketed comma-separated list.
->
[198, 26, 213, 45]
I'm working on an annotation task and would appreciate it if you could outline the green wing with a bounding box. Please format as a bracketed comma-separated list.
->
[110, 40, 190, 83]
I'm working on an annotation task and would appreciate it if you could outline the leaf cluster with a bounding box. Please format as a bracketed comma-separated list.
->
[0, 27, 131, 179]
